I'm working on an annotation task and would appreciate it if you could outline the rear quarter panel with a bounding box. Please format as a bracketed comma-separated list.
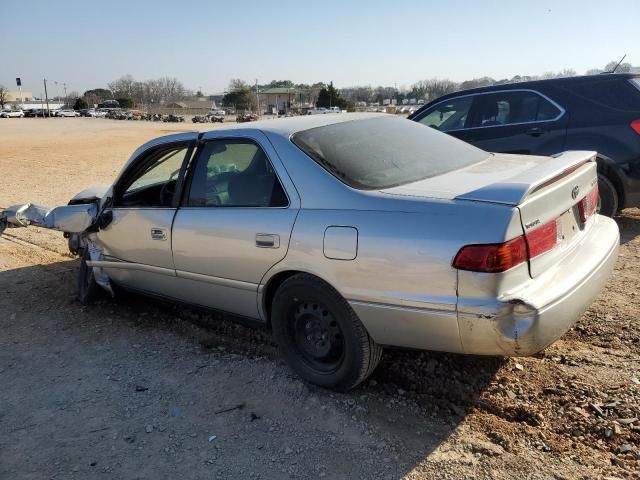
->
[263, 200, 522, 350]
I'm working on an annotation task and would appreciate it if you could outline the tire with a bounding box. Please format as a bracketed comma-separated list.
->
[271, 273, 383, 391]
[597, 174, 619, 217]
[77, 248, 99, 305]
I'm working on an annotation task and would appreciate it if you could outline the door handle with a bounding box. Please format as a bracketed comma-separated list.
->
[150, 228, 167, 241]
[526, 127, 545, 137]
[255, 233, 280, 248]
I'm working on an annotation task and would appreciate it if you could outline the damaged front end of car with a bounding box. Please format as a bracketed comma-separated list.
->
[0, 202, 98, 233]
[0, 197, 114, 296]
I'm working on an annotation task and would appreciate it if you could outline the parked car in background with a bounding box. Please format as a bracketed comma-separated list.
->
[163, 114, 184, 123]
[1, 109, 24, 118]
[0, 114, 619, 390]
[236, 113, 258, 122]
[409, 73, 640, 216]
[192, 115, 209, 123]
[56, 109, 80, 117]
[24, 108, 44, 118]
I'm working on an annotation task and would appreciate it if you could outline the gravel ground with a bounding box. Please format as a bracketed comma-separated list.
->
[0, 118, 639, 479]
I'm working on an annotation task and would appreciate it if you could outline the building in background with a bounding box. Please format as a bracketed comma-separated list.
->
[5, 91, 33, 102]
[260, 87, 297, 114]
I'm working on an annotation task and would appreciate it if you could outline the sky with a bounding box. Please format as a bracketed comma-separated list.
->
[0, 0, 638, 97]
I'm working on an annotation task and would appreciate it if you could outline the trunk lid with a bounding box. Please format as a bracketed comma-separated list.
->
[381, 150, 599, 278]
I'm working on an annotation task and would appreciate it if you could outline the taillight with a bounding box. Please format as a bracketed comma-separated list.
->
[631, 119, 640, 135]
[526, 218, 558, 258]
[453, 237, 527, 273]
[578, 184, 599, 222]
[453, 218, 559, 273]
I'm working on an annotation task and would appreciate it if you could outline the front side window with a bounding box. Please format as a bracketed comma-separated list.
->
[416, 96, 473, 132]
[187, 140, 288, 207]
[472, 91, 561, 127]
[116, 145, 189, 207]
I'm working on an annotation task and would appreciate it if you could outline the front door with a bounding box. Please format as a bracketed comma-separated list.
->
[96, 140, 195, 295]
[171, 132, 299, 319]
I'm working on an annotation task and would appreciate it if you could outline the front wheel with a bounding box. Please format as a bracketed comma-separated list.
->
[597, 174, 619, 217]
[271, 273, 383, 391]
[77, 248, 99, 305]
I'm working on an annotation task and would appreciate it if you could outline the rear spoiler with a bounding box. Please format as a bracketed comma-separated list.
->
[455, 151, 597, 206]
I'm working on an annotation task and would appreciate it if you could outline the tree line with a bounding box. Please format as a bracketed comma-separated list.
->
[340, 61, 635, 104]
[222, 60, 636, 111]
[3, 59, 631, 112]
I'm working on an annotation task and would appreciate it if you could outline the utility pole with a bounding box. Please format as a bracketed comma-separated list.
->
[43, 78, 50, 118]
[63, 82, 67, 105]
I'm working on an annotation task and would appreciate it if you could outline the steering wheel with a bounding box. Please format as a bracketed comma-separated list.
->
[159, 169, 181, 206]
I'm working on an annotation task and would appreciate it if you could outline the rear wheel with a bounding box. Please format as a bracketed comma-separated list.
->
[77, 248, 99, 305]
[597, 174, 619, 217]
[271, 273, 383, 391]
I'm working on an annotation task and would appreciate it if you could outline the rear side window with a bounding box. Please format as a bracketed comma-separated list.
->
[415, 96, 473, 132]
[291, 117, 489, 190]
[566, 78, 640, 111]
[471, 91, 561, 127]
[187, 140, 288, 207]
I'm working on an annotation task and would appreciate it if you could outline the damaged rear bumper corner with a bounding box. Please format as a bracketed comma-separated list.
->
[456, 216, 620, 356]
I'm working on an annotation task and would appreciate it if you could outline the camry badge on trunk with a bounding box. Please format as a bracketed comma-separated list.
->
[571, 185, 580, 200]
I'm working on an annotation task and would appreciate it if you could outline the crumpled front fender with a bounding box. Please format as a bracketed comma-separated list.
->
[0, 203, 97, 234]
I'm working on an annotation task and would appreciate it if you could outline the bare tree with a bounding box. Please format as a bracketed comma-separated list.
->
[228, 78, 248, 91]
[418, 79, 458, 101]
[604, 60, 632, 73]
[0, 85, 7, 110]
[107, 75, 188, 107]
[108, 75, 136, 99]
[157, 77, 185, 103]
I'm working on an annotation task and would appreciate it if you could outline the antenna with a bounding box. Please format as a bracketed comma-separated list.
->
[610, 54, 627, 73]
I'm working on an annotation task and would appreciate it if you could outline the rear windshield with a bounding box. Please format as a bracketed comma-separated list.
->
[291, 117, 488, 190]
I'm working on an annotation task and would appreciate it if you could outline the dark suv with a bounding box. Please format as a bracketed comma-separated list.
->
[408, 73, 640, 216]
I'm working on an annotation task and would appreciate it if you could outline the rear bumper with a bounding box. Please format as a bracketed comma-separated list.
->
[457, 215, 620, 355]
[349, 216, 619, 356]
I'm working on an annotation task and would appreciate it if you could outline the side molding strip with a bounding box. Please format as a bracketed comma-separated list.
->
[176, 270, 258, 292]
[86, 260, 176, 277]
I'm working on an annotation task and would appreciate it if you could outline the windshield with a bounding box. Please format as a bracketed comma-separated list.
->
[291, 117, 488, 190]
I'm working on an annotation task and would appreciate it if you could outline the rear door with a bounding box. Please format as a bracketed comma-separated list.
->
[462, 89, 568, 155]
[170, 130, 300, 319]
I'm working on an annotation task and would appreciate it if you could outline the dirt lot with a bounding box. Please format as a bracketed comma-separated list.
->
[0, 118, 639, 479]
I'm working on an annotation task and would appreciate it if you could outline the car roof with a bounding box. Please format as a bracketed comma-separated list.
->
[206, 112, 387, 138]
[121, 114, 393, 178]
[411, 73, 640, 116]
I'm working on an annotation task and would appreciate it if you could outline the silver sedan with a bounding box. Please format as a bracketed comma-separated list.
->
[0, 114, 619, 390]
